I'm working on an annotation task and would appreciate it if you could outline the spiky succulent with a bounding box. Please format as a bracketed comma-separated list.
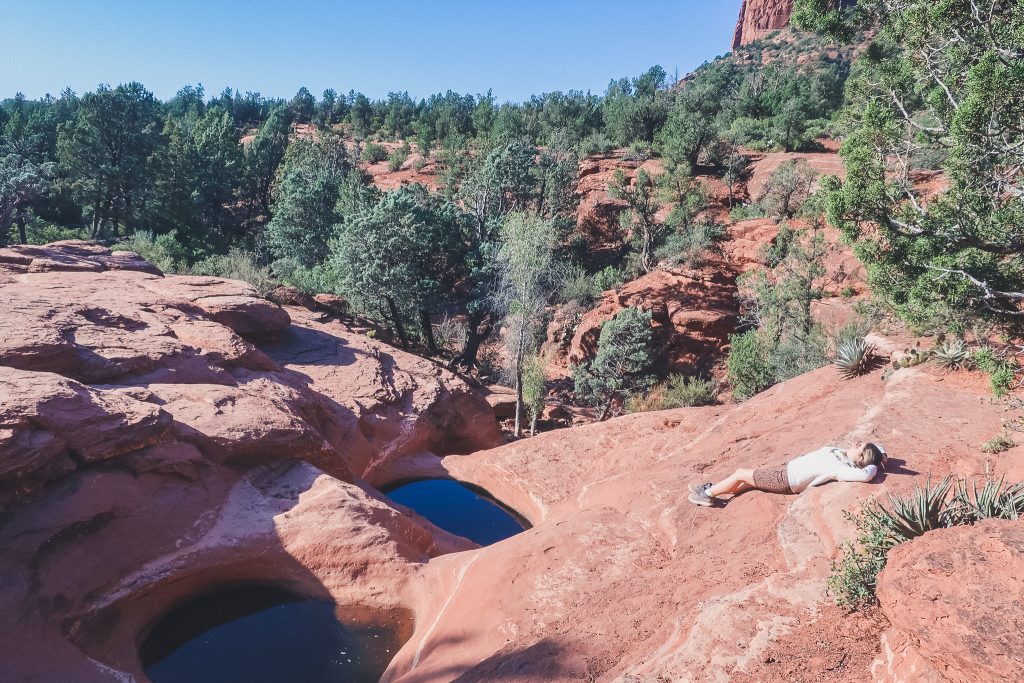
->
[949, 477, 1023, 521]
[933, 338, 970, 370]
[835, 337, 874, 379]
[878, 475, 956, 541]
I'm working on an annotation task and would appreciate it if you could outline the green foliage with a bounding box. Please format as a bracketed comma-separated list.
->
[729, 228, 830, 398]
[835, 337, 874, 379]
[757, 159, 817, 219]
[361, 142, 388, 163]
[608, 168, 664, 273]
[951, 477, 1024, 521]
[387, 141, 411, 172]
[190, 248, 277, 297]
[811, 0, 1024, 325]
[655, 219, 725, 268]
[573, 307, 656, 419]
[728, 203, 766, 221]
[521, 352, 548, 434]
[112, 230, 192, 273]
[829, 476, 955, 609]
[727, 330, 776, 400]
[265, 135, 354, 268]
[592, 265, 626, 293]
[973, 349, 1017, 397]
[981, 434, 1015, 455]
[831, 472, 1024, 609]
[627, 374, 717, 412]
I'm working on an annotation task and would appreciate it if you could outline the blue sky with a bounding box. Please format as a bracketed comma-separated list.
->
[2, 1, 738, 103]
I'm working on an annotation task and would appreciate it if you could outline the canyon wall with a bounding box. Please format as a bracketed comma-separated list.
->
[732, 0, 855, 48]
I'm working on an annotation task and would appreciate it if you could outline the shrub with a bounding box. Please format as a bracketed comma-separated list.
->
[361, 142, 388, 163]
[561, 264, 599, 305]
[835, 337, 874, 379]
[627, 375, 717, 412]
[981, 434, 1015, 454]
[729, 203, 766, 221]
[432, 315, 468, 353]
[113, 230, 191, 273]
[828, 476, 956, 609]
[950, 477, 1024, 521]
[387, 141, 411, 172]
[973, 349, 1017, 397]
[189, 248, 277, 297]
[412, 156, 427, 172]
[580, 133, 616, 156]
[655, 219, 725, 268]
[727, 330, 775, 400]
[757, 158, 817, 219]
[622, 141, 653, 162]
[573, 307, 655, 420]
[591, 265, 626, 294]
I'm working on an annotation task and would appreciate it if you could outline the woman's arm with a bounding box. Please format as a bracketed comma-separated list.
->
[807, 464, 878, 488]
[836, 464, 878, 482]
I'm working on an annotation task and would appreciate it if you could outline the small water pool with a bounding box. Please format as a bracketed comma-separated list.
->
[383, 478, 528, 546]
[140, 584, 411, 683]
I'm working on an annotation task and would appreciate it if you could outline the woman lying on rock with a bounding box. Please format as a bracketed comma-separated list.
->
[688, 442, 887, 507]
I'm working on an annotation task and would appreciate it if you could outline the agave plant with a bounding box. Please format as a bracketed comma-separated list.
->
[876, 475, 955, 542]
[933, 338, 970, 370]
[951, 477, 1024, 522]
[835, 337, 874, 379]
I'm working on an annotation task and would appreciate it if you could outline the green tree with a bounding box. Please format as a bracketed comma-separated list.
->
[57, 82, 162, 237]
[243, 106, 290, 220]
[609, 168, 665, 273]
[265, 135, 353, 268]
[573, 307, 656, 420]
[494, 213, 561, 437]
[330, 185, 468, 353]
[796, 0, 1024, 325]
[0, 154, 56, 244]
[758, 158, 817, 219]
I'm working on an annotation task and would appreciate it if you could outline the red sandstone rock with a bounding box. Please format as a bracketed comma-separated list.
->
[734, 0, 797, 49]
[565, 265, 738, 377]
[1, 241, 1018, 683]
[875, 519, 1024, 682]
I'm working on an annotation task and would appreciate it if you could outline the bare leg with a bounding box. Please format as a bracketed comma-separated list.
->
[707, 468, 755, 498]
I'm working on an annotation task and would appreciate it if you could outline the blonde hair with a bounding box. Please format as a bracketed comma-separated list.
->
[850, 443, 884, 468]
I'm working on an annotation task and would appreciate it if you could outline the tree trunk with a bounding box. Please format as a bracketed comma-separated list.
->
[513, 371, 523, 438]
[383, 296, 408, 349]
[448, 310, 495, 371]
[15, 207, 27, 244]
[530, 411, 538, 436]
[420, 308, 437, 355]
[599, 396, 614, 422]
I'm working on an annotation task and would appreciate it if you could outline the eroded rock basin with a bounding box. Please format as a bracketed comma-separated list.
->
[382, 478, 529, 546]
[140, 584, 412, 683]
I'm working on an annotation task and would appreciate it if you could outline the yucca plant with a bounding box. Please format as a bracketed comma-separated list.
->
[932, 338, 970, 370]
[835, 337, 874, 379]
[877, 475, 956, 542]
[951, 477, 1024, 522]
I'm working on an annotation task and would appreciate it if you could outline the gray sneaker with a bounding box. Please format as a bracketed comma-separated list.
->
[689, 481, 712, 496]
[688, 483, 714, 507]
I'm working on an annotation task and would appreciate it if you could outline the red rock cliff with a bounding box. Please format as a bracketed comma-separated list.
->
[733, 0, 796, 48]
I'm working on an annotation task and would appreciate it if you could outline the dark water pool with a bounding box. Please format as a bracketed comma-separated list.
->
[383, 478, 528, 546]
[140, 585, 411, 683]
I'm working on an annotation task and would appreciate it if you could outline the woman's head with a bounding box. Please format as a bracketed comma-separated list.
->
[848, 442, 886, 469]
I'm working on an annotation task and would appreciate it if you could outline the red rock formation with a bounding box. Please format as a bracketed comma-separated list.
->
[565, 264, 739, 377]
[1, 241, 1019, 682]
[734, 0, 797, 49]
[874, 519, 1024, 681]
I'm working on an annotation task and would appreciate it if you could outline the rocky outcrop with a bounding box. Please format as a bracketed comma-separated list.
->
[566, 265, 738, 377]
[732, 0, 857, 49]
[0, 242, 503, 680]
[874, 520, 1024, 682]
[734, 0, 797, 49]
[1, 241, 1018, 682]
